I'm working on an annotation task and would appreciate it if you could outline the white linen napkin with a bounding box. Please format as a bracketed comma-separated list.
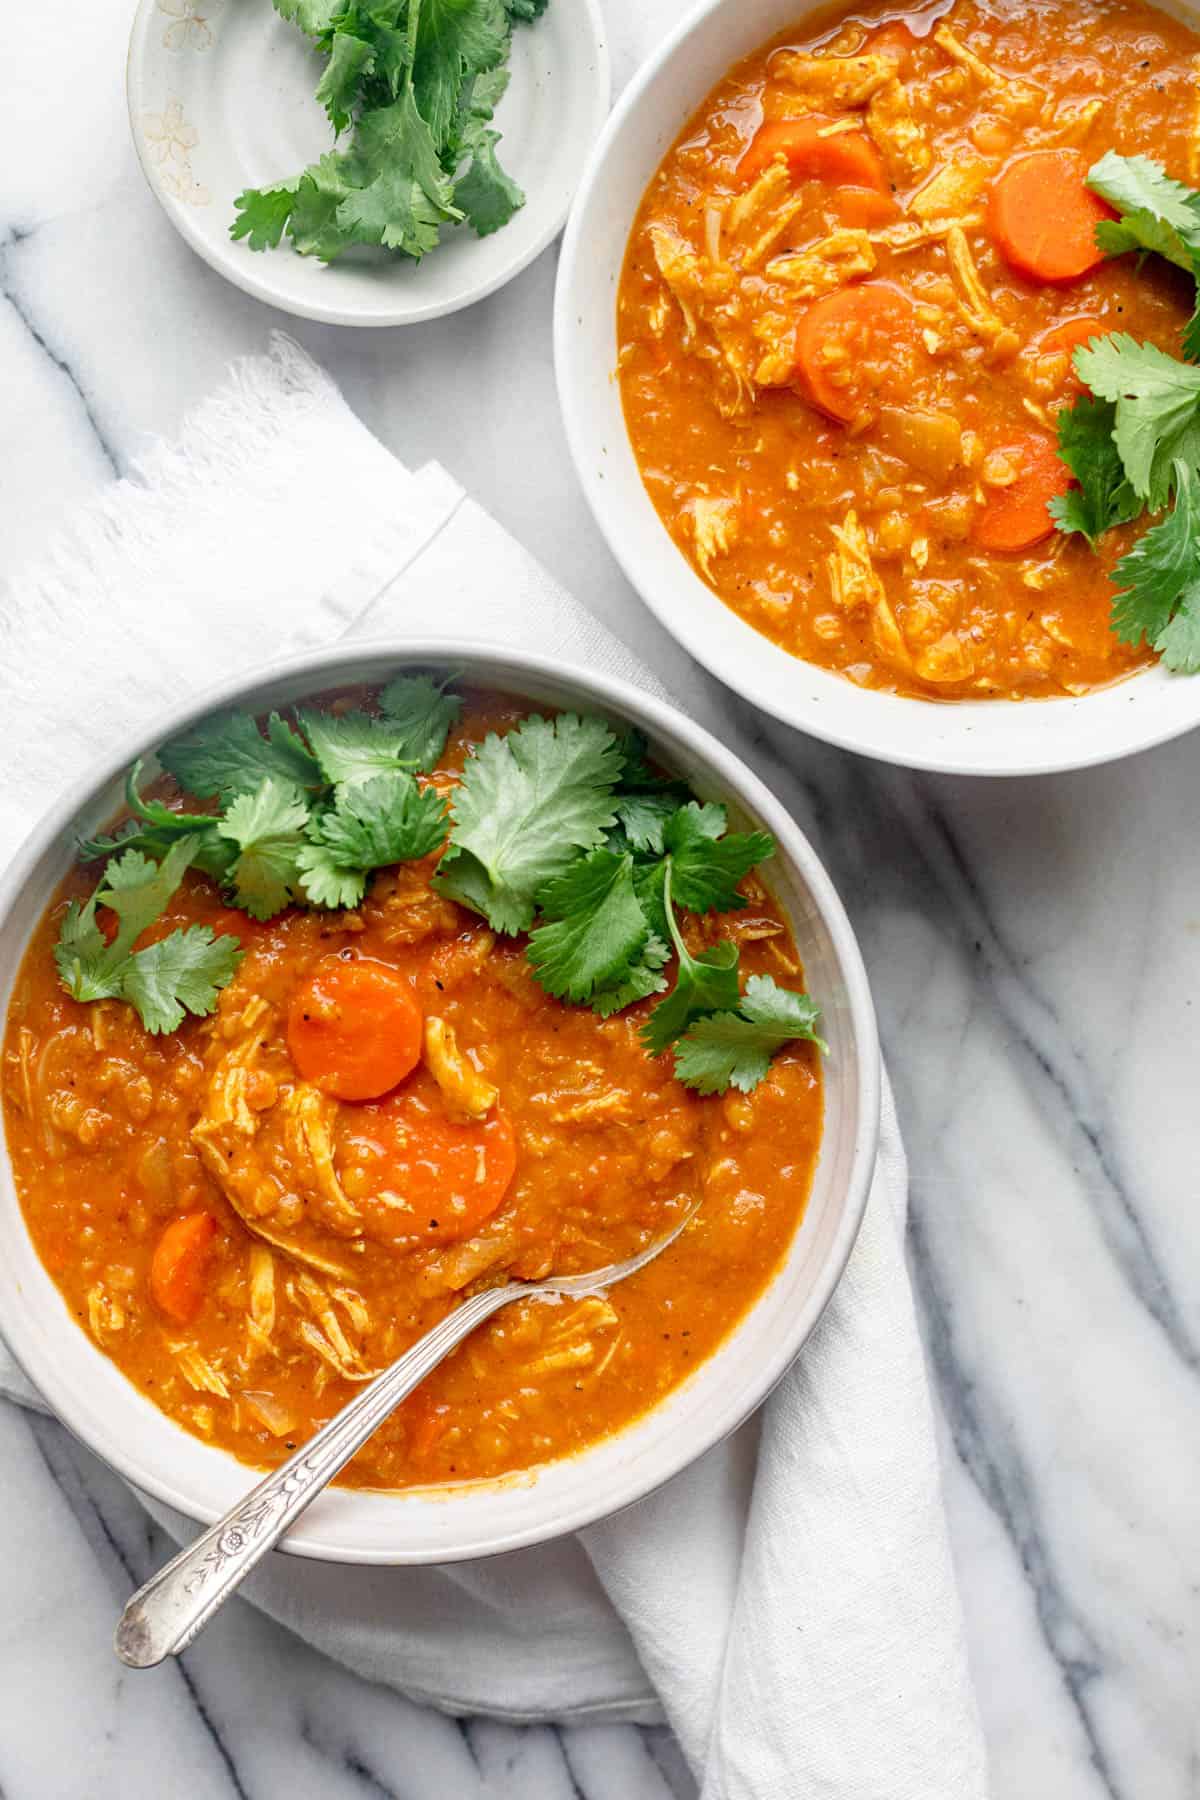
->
[0, 338, 988, 1798]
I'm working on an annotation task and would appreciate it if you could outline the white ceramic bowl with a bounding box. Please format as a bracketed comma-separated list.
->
[554, 0, 1200, 776]
[127, 0, 609, 327]
[0, 642, 878, 1565]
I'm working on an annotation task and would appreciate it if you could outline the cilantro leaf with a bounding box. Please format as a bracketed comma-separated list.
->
[1075, 334, 1200, 508]
[332, 89, 462, 256]
[527, 850, 650, 1002]
[1086, 153, 1200, 360]
[378, 671, 462, 769]
[664, 803, 775, 914]
[1048, 394, 1141, 547]
[230, 183, 299, 250]
[317, 31, 377, 132]
[1111, 458, 1200, 665]
[217, 779, 311, 920]
[639, 861, 742, 1053]
[297, 774, 448, 908]
[54, 836, 243, 1033]
[121, 928, 244, 1036]
[273, 0, 344, 34]
[1089, 152, 1200, 273]
[297, 706, 422, 787]
[590, 936, 671, 1017]
[612, 793, 683, 856]
[455, 129, 525, 235]
[672, 975, 827, 1095]
[640, 937, 741, 1056]
[79, 762, 236, 883]
[235, 0, 545, 265]
[1154, 575, 1200, 671]
[160, 711, 320, 804]
[95, 840, 200, 957]
[632, 857, 669, 940]
[414, 0, 510, 152]
[434, 713, 623, 933]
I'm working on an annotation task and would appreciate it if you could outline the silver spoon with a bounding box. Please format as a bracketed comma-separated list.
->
[114, 1208, 697, 1668]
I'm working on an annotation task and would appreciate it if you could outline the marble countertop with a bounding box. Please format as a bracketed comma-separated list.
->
[3, 2, 1199, 1795]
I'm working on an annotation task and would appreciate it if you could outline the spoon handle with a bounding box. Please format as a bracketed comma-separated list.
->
[114, 1282, 521, 1668]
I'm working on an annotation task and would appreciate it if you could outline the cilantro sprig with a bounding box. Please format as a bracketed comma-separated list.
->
[60, 674, 459, 1030]
[231, 0, 548, 264]
[439, 720, 820, 1091]
[60, 681, 822, 1095]
[54, 839, 243, 1035]
[1045, 154, 1200, 669]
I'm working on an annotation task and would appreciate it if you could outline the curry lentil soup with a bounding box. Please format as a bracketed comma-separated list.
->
[617, 0, 1200, 699]
[1, 691, 821, 1491]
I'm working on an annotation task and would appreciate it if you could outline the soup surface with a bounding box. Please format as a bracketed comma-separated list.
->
[2, 693, 822, 1490]
[617, 0, 1199, 698]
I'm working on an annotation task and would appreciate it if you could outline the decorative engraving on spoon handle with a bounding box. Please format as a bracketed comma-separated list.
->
[113, 1282, 519, 1668]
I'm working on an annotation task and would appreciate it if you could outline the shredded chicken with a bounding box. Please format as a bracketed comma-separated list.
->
[424, 1017, 497, 1122]
[551, 1090, 635, 1125]
[866, 78, 931, 181]
[739, 194, 815, 271]
[774, 50, 896, 108]
[649, 222, 713, 345]
[246, 1244, 276, 1358]
[87, 1285, 125, 1342]
[279, 1085, 359, 1235]
[944, 225, 1014, 351]
[872, 215, 984, 254]
[1048, 97, 1103, 148]
[932, 23, 1000, 87]
[296, 1272, 367, 1376]
[915, 632, 974, 683]
[331, 1285, 371, 1338]
[765, 228, 876, 299]
[910, 157, 996, 221]
[725, 163, 790, 238]
[173, 1346, 230, 1399]
[296, 1318, 377, 1383]
[7, 1027, 35, 1118]
[827, 510, 885, 613]
[648, 223, 753, 416]
[827, 511, 911, 670]
[687, 496, 741, 580]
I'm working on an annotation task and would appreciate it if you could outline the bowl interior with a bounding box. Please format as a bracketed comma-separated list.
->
[554, 0, 1200, 776]
[127, 0, 610, 327]
[0, 644, 877, 1564]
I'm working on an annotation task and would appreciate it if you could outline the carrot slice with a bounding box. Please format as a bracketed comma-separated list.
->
[836, 184, 901, 230]
[739, 117, 889, 192]
[792, 280, 917, 423]
[288, 955, 422, 1103]
[352, 1079, 517, 1245]
[973, 434, 1072, 553]
[150, 1212, 218, 1325]
[988, 150, 1116, 283]
[1038, 314, 1106, 391]
[1039, 314, 1106, 357]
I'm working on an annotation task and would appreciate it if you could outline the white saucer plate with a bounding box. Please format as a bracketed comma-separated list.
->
[127, 0, 610, 327]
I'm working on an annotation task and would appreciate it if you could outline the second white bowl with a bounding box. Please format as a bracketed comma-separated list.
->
[0, 641, 878, 1564]
[554, 0, 1200, 776]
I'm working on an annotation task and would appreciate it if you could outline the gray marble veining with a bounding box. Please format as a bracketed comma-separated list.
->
[1, 1, 1198, 1795]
